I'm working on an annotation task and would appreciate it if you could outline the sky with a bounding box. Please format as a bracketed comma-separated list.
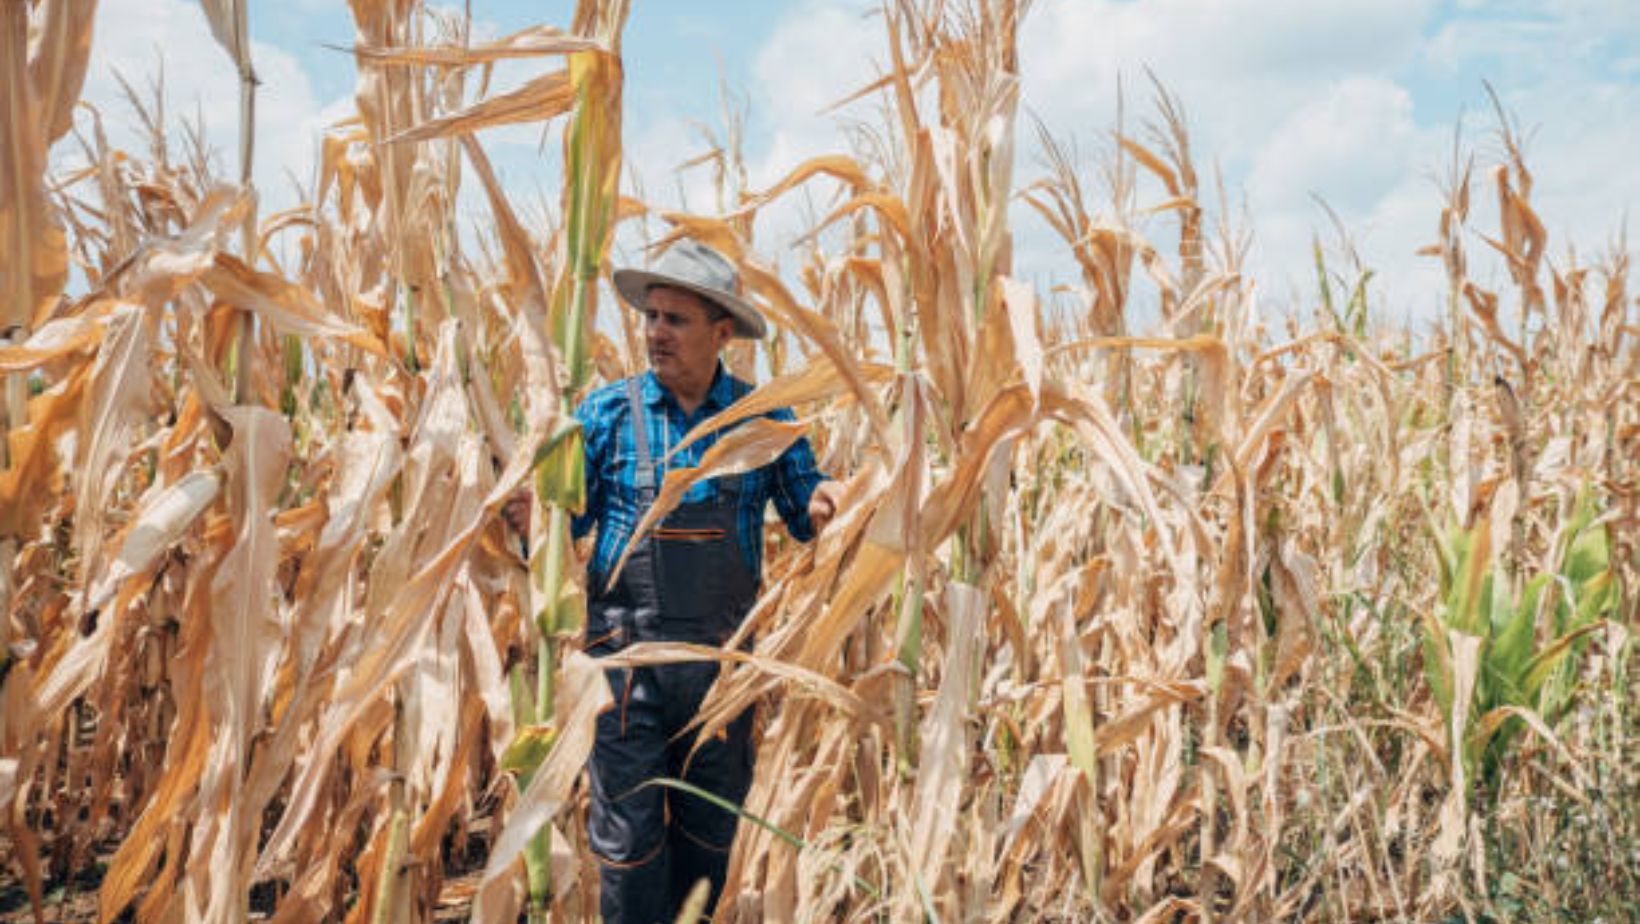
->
[58, 0, 1640, 331]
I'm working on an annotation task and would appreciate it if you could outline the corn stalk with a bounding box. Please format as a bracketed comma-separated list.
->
[1, 1, 1635, 922]
[521, 2, 630, 918]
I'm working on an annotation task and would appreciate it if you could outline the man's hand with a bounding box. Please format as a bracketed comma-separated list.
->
[808, 480, 844, 535]
[501, 488, 533, 537]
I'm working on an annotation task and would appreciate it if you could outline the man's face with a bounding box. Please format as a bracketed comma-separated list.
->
[643, 286, 734, 391]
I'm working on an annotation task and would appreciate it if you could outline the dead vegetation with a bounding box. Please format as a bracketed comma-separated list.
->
[0, 0, 1634, 921]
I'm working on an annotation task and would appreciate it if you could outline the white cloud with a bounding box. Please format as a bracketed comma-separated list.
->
[1242, 76, 1447, 311]
[1012, 0, 1637, 324]
[1249, 77, 1421, 216]
[716, 0, 879, 258]
[673, 0, 1639, 330]
[72, 0, 1625, 336]
[1413, 3, 1640, 316]
[1019, 0, 1436, 164]
[750, 1, 880, 126]
[717, 0, 1462, 316]
[1431, 0, 1640, 76]
[63, 0, 346, 216]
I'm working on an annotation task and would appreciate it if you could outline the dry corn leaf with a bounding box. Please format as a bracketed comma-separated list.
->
[1003, 754, 1070, 846]
[0, 365, 87, 537]
[85, 469, 221, 612]
[1119, 135, 1180, 196]
[915, 383, 1036, 550]
[732, 153, 871, 218]
[0, 313, 104, 372]
[602, 641, 875, 726]
[607, 417, 807, 589]
[196, 0, 251, 71]
[1, 2, 67, 333]
[72, 304, 154, 587]
[803, 191, 913, 244]
[191, 406, 291, 921]
[1041, 384, 1185, 578]
[907, 581, 984, 888]
[1432, 630, 1481, 867]
[1092, 685, 1203, 756]
[264, 407, 550, 863]
[28, 0, 99, 145]
[120, 185, 249, 305]
[386, 69, 576, 145]
[651, 211, 745, 261]
[1001, 276, 1044, 403]
[666, 358, 894, 462]
[1474, 704, 1593, 792]
[740, 258, 894, 448]
[406, 596, 486, 866]
[201, 252, 386, 354]
[462, 135, 550, 323]
[472, 650, 611, 923]
[1216, 368, 1317, 495]
[461, 581, 517, 763]
[1267, 543, 1319, 692]
[344, 25, 598, 66]
[97, 676, 214, 922]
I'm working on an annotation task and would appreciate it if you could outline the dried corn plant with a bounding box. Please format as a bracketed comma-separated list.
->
[1, 0, 1635, 922]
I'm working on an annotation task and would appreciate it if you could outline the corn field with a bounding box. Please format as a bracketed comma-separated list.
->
[1, 0, 1635, 921]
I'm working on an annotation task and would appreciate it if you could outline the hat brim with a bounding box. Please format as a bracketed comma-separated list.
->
[612, 268, 768, 340]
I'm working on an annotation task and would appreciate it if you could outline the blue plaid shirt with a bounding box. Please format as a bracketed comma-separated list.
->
[571, 364, 828, 590]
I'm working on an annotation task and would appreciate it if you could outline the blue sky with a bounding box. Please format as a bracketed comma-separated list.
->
[63, 0, 1639, 328]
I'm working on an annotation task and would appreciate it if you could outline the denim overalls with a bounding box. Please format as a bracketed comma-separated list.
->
[584, 376, 759, 924]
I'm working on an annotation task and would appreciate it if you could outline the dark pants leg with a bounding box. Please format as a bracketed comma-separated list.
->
[589, 660, 756, 924]
[587, 666, 671, 924]
[662, 663, 756, 922]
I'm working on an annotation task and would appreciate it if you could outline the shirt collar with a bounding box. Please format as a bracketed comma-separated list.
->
[704, 362, 739, 411]
[642, 362, 737, 414]
[639, 369, 667, 407]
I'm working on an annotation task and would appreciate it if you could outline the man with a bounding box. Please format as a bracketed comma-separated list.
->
[512, 240, 841, 923]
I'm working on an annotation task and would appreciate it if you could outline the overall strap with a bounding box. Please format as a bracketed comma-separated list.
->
[625, 376, 656, 494]
[619, 375, 664, 622]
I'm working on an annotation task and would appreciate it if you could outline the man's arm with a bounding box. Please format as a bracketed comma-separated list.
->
[807, 479, 843, 533]
[568, 400, 605, 540]
[500, 393, 608, 541]
[768, 408, 838, 540]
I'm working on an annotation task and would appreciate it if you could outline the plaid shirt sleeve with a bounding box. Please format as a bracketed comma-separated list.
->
[570, 389, 615, 541]
[765, 406, 828, 542]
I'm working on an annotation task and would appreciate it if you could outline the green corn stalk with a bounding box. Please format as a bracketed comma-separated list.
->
[1421, 486, 1618, 791]
[514, 6, 630, 918]
[1059, 597, 1103, 906]
[892, 565, 925, 774]
[891, 365, 923, 772]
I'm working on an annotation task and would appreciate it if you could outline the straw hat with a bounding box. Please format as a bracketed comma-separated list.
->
[612, 240, 767, 339]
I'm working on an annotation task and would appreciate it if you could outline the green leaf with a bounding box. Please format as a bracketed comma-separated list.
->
[1486, 574, 1546, 708]
[1313, 238, 1342, 332]
[1521, 621, 1609, 701]
[1420, 609, 1453, 717]
[532, 420, 586, 514]
[544, 581, 586, 637]
[1206, 620, 1228, 695]
[507, 663, 536, 733]
[1345, 269, 1374, 338]
[501, 723, 560, 779]
[1563, 526, 1608, 586]
[636, 777, 883, 900]
[1571, 570, 1615, 628]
